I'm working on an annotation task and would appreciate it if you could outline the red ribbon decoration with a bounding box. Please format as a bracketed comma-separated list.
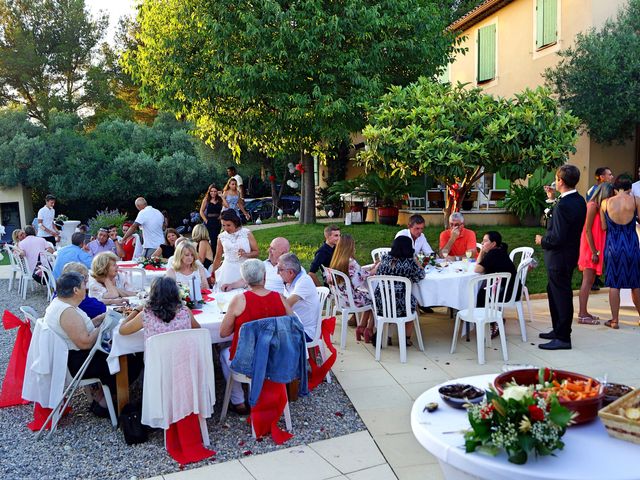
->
[295, 163, 305, 174]
[144, 265, 166, 271]
[308, 317, 337, 391]
[0, 310, 32, 408]
[165, 413, 216, 465]
[248, 380, 293, 445]
[269, 175, 276, 182]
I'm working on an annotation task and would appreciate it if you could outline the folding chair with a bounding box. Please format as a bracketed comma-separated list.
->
[366, 275, 424, 363]
[37, 320, 118, 438]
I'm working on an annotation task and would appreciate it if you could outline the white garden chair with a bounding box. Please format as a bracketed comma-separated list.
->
[324, 267, 373, 349]
[305, 287, 332, 384]
[366, 275, 424, 363]
[15, 253, 35, 300]
[39, 265, 57, 301]
[450, 272, 511, 365]
[19, 306, 39, 332]
[4, 244, 21, 291]
[371, 247, 391, 263]
[39, 251, 56, 270]
[120, 267, 146, 292]
[509, 247, 534, 322]
[499, 258, 533, 341]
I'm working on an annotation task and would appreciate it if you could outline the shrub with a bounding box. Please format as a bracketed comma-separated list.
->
[87, 209, 129, 235]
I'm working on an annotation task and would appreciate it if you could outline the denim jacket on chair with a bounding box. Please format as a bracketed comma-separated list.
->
[230, 315, 308, 406]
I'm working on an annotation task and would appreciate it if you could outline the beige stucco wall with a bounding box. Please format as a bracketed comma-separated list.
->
[449, 0, 635, 195]
[0, 185, 33, 228]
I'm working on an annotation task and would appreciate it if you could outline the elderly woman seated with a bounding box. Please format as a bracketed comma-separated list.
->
[119, 277, 200, 340]
[88, 252, 137, 306]
[219, 259, 293, 415]
[62, 262, 107, 319]
[44, 272, 141, 418]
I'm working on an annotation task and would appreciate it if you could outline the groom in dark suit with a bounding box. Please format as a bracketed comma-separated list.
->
[535, 164, 587, 350]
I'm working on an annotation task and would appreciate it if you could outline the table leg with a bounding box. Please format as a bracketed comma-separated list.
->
[116, 355, 130, 415]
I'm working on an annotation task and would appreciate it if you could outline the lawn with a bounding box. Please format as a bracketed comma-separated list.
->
[252, 223, 583, 295]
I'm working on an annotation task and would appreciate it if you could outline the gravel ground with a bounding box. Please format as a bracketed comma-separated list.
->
[0, 280, 365, 480]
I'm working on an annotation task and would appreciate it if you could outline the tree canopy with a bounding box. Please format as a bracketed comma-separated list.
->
[360, 79, 580, 215]
[124, 0, 464, 222]
[0, 0, 108, 126]
[0, 108, 221, 218]
[544, 0, 640, 144]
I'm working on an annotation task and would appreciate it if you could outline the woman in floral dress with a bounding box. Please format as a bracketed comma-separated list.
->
[329, 234, 379, 342]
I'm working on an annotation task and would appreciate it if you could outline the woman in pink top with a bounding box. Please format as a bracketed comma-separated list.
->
[120, 277, 200, 341]
[577, 183, 613, 324]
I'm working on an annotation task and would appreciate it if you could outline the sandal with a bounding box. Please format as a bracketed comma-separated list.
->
[229, 402, 249, 415]
[604, 319, 619, 330]
[578, 316, 601, 325]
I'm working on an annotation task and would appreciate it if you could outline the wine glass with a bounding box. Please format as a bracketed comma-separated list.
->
[441, 249, 449, 261]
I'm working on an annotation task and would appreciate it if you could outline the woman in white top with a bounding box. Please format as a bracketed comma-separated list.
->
[212, 210, 259, 289]
[45, 272, 142, 417]
[166, 241, 209, 302]
[88, 252, 137, 305]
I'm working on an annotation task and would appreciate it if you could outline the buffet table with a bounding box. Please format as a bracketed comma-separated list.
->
[411, 374, 640, 480]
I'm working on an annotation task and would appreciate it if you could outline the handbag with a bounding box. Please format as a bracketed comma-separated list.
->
[119, 403, 148, 445]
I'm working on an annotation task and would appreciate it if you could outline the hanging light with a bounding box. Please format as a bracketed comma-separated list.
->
[255, 217, 262, 225]
[327, 210, 334, 218]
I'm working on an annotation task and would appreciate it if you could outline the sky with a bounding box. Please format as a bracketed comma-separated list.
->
[86, 0, 137, 44]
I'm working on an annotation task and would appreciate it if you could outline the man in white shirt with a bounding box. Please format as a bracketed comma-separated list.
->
[278, 252, 320, 341]
[119, 197, 165, 258]
[37, 194, 60, 246]
[395, 214, 433, 255]
[227, 166, 244, 197]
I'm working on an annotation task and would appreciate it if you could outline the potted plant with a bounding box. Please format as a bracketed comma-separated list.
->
[503, 182, 547, 226]
[359, 174, 411, 225]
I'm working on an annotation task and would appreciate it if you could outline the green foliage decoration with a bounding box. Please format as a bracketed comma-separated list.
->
[503, 183, 547, 220]
[360, 79, 579, 218]
[87, 209, 128, 236]
[544, 0, 640, 144]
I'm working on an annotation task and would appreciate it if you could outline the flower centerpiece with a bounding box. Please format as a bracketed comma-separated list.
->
[464, 373, 575, 464]
[418, 253, 438, 268]
[177, 282, 197, 309]
[137, 256, 165, 269]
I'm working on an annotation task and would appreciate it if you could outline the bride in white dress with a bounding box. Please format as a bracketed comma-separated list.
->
[212, 210, 260, 288]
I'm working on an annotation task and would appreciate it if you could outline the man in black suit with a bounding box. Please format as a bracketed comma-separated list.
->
[535, 164, 587, 350]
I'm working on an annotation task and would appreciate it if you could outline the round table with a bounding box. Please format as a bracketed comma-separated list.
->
[411, 374, 640, 480]
[412, 261, 479, 310]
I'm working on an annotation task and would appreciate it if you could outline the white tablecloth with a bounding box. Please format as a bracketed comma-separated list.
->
[107, 291, 239, 374]
[412, 261, 480, 310]
[411, 374, 640, 480]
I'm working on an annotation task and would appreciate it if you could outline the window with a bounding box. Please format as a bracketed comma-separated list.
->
[536, 0, 557, 49]
[477, 24, 496, 83]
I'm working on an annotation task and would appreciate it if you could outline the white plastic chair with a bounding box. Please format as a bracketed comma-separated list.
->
[371, 247, 391, 263]
[305, 287, 332, 384]
[219, 371, 292, 436]
[142, 329, 215, 449]
[39, 251, 56, 270]
[498, 258, 533, 342]
[120, 267, 146, 291]
[19, 306, 39, 332]
[39, 265, 56, 301]
[509, 247, 534, 322]
[366, 275, 424, 363]
[36, 319, 118, 437]
[324, 267, 373, 349]
[450, 272, 511, 365]
[15, 253, 35, 300]
[408, 196, 426, 209]
[4, 244, 21, 291]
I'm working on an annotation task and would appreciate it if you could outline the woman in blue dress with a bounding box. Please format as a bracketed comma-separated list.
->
[601, 176, 640, 329]
[221, 178, 250, 222]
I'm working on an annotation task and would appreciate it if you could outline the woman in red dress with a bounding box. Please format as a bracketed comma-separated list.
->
[219, 259, 293, 414]
[577, 182, 613, 324]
